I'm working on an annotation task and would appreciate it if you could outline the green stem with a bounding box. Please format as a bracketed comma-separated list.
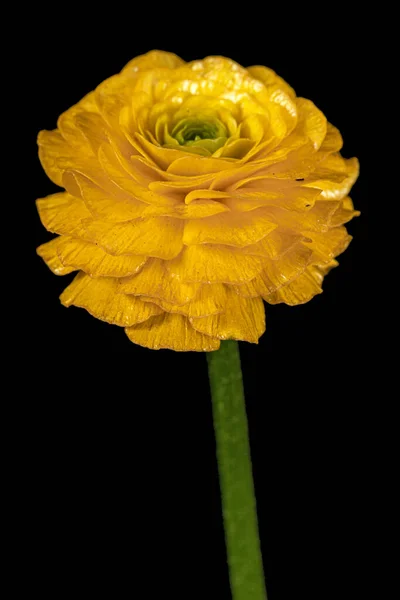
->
[207, 341, 267, 600]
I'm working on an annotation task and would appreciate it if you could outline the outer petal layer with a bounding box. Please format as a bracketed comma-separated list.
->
[190, 290, 265, 342]
[125, 313, 220, 351]
[60, 273, 162, 326]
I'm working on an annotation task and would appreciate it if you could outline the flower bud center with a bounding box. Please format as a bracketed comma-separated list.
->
[170, 116, 228, 152]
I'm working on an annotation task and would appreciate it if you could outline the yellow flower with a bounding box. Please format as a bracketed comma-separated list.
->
[36, 50, 359, 351]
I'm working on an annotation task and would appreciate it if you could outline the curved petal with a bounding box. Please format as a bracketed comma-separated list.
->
[190, 290, 265, 343]
[303, 227, 352, 263]
[294, 98, 327, 150]
[183, 209, 277, 247]
[57, 91, 99, 147]
[125, 312, 220, 351]
[42, 236, 147, 277]
[37, 238, 76, 276]
[119, 258, 199, 305]
[166, 245, 264, 283]
[64, 171, 151, 222]
[81, 216, 184, 259]
[320, 123, 343, 152]
[36, 192, 92, 237]
[305, 156, 359, 200]
[247, 245, 313, 298]
[265, 264, 324, 305]
[37, 130, 92, 187]
[145, 283, 227, 317]
[60, 272, 162, 326]
[122, 50, 185, 73]
[247, 65, 296, 100]
[329, 197, 360, 227]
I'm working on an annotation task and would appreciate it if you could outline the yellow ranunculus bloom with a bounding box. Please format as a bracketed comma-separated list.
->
[37, 50, 359, 351]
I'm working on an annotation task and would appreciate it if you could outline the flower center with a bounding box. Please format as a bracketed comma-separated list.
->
[170, 116, 228, 153]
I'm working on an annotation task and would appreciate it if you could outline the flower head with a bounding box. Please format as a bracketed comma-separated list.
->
[37, 50, 359, 351]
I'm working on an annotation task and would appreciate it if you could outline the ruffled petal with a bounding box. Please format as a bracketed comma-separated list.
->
[294, 98, 327, 150]
[57, 92, 99, 147]
[145, 283, 227, 317]
[36, 192, 92, 237]
[37, 238, 76, 276]
[40, 236, 147, 277]
[60, 272, 162, 326]
[238, 245, 313, 299]
[257, 245, 313, 295]
[264, 201, 342, 232]
[122, 50, 185, 73]
[241, 231, 309, 259]
[319, 123, 343, 152]
[305, 155, 359, 200]
[265, 265, 323, 305]
[329, 197, 360, 227]
[125, 312, 220, 351]
[265, 260, 339, 305]
[81, 217, 183, 259]
[37, 130, 90, 187]
[247, 65, 296, 100]
[190, 290, 265, 342]
[119, 259, 199, 304]
[183, 209, 277, 247]
[166, 245, 265, 283]
[64, 171, 150, 222]
[303, 227, 352, 263]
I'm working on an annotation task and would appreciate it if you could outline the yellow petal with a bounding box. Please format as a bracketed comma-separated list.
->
[82, 216, 183, 259]
[225, 186, 321, 213]
[119, 258, 199, 304]
[74, 112, 109, 154]
[166, 245, 264, 283]
[305, 156, 359, 200]
[185, 190, 230, 204]
[98, 144, 178, 207]
[36, 193, 92, 237]
[264, 201, 342, 232]
[249, 245, 313, 298]
[241, 231, 309, 259]
[167, 156, 230, 177]
[53, 236, 147, 277]
[167, 200, 230, 219]
[135, 134, 208, 170]
[183, 209, 277, 247]
[294, 98, 327, 150]
[303, 227, 352, 263]
[125, 312, 220, 351]
[95, 72, 137, 128]
[265, 264, 325, 305]
[149, 176, 218, 196]
[60, 272, 162, 326]
[122, 50, 185, 73]
[57, 91, 99, 147]
[320, 123, 343, 152]
[64, 171, 149, 222]
[247, 65, 296, 100]
[37, 238, 76, 276]
[146, 283, 227, 317]
[231, 280, 261, 299]
[329, 197, 360, 227]
[216, 138, 255, 159]
[190, 290, 265, 343]
[37, 130, 88, 187]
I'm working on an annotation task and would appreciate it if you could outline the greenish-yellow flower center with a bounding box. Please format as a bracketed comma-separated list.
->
[169, 116, 228, 153]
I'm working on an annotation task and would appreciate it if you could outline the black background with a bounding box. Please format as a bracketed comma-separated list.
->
[24, 10, 369, 599]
